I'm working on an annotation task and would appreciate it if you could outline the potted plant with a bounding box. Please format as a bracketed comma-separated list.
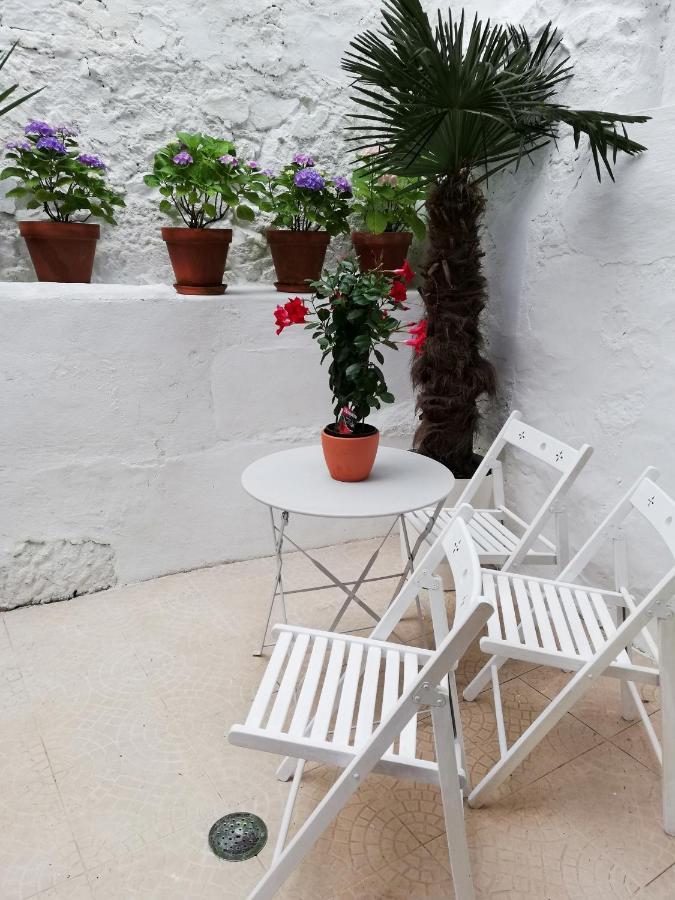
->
[344, 1, 649, 477]
[144, 132, 263, 295]
[259, 154, 352, 292]
[0, 122, 125, 282]
[274, 257, 424, 481]
[350, 146, 426, 272]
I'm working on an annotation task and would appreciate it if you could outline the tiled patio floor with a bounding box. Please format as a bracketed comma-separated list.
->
[2, 535, 674, 899]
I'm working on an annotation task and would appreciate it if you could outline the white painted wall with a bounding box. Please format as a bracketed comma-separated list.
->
[0, 284, 421, 608]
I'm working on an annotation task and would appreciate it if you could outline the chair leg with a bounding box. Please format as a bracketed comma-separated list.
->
[431, 704, 475, 900]
[463, 655, 506, 701]
[659, 612, 675, 835]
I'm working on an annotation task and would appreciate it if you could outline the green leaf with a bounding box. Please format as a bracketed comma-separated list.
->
[235, 204, 255, 221]
[365, 210, 389, 233]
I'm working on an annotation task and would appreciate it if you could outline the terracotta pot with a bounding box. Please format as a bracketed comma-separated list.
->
[19, 221, 99, 283]
[266, 229, 330, 293]
[161, 227, 232, 295]
[351, 231, 413, 274]
[321, 424, 380, 482]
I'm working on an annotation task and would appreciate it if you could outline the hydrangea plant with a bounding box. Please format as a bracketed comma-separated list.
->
[273, 258, 426, 431]
[0, 122, 125, 223]
[351, 146, 426, 237]
[144, 132, 265, 228]
[259, 154, 352, 234]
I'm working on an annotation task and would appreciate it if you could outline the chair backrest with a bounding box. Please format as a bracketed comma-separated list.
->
[457, 410, 593, 570]
[440, 513, 482, 624]
[561, 467, 675, 587]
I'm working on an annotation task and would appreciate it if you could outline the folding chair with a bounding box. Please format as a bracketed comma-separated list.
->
[464, 467, 675, 835]
[229, 508, 494, 899]
[401, 410, 593, 572]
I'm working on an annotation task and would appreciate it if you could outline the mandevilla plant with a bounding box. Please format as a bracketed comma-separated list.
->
[351, 146, 426, 237]
[1, 121, 125, 223]
[144, 132, 265, 227]
[274, 258, 426, 430]
[259, 154, 352, 234]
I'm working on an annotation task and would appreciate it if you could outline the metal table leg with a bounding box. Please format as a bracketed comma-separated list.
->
[255, 509, 289, 657]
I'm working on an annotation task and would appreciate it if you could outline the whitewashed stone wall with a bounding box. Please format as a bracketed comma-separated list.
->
[1, 0, 674, 604]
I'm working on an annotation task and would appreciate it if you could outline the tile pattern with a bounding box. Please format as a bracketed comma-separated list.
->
[1, 534, 674, 899]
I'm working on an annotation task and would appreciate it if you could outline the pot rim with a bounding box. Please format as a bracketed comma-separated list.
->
[266, 228, 331, 243]
[18, 220, 100, 237]
[323, 423, 379, 439]
[351, 230, 413, 241]
[161, 226, 232, 242]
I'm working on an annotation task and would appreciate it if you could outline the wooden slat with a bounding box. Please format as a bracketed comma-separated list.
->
[476, 513, 517, 550]
[466, 523, 494, 553]
[354, 646, 382, 746]
[497, 575, 519, 643]
[383, 649, 400, 754]
[482, 573, 501, 640]
[288, 637, 328, 737]
[245, 631, 293, 728]
[333, 643, 364, 747]
[542, 583, 576, 654]
[311, 639, 346, 741]
[574, 590, 606, 651]
[469, 518, 506, 554]
[512, 577, 538, 646]
[558, 587, 592, 656]
[398, 652, 419, 759]
[267, 634, 311, 732]
[590, 592, 619, 638]
[528, 580, 557, 651]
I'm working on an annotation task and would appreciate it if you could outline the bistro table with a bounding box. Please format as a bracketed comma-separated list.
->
[241, 445, 454, 655]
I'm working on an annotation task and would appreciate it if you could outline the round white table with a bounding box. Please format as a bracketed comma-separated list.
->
[242, 446, 453, 653]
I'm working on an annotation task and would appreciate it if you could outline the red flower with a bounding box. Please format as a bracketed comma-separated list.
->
[394, 260, 415, 284]
[389, 280, 407, 304]
[274, 297, 309, 334]
[285, 296, 309, 324]
[274, 304, 292, 335]
[405, 319, 428, 355]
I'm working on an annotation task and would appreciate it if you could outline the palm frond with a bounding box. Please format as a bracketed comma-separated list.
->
[342, 0, 649, 184]
[0, 42, 43, 121]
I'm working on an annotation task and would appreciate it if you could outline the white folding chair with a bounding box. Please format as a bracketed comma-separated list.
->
[401, 410, 593, 572]
[465, 467, 675, 835]
[229, 509, 494, 899]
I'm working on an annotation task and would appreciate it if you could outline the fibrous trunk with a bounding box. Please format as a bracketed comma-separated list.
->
[412, 173, 496, 477]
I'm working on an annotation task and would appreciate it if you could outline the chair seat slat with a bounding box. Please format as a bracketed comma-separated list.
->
[483, 572, 502, 640]
[268, 634, 311, 732]
[512, 577, 538, 646]
[355, 646, 382, 746]
[245, 631, 293, 729]
[543, 583, 577, 654]
[311, 639, 346, 741]
[383, 649, 400, 754]
[528, 580, 558, 651]
[333, 643, 364, 747]
[558, 587, 592, 656]
[289, 637, 328, 737]
[398, 651, 419, 759]
[475, 512, 518, 550]
[589, 591, 619, 639]
[497, 575, 520, 643]
[469, 518, 507, 554]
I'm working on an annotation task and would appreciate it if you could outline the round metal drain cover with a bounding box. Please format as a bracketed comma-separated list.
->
[208, 812, 268, 862]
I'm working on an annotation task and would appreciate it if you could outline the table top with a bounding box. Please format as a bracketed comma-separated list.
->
[241, 446, 454, 519]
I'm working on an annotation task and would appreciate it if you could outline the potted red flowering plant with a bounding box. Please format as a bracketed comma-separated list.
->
[1, 121, 124, 282]
[259, 154, 352, 292]
[274, 257, 426, 481]
[350, 146, 426, 272]
[144, 132, 265, 295]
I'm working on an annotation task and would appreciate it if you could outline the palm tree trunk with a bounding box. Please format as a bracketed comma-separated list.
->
[412, 172, 496, 478]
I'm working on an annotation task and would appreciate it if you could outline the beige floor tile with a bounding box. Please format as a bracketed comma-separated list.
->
[611, 711, 662, 774]
[521, 667, 660, 738]
[87, 820, 265, 900]
[28, 874, 94, 899]
[636, 863, 675, 898]
[460, 677, 604, 798]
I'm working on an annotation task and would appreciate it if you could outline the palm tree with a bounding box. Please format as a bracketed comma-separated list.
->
[0, 42, 42, 122]
[342, 0, 649, 477]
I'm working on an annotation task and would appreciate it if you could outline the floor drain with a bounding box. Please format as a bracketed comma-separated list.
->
[208, 812, 268, 862]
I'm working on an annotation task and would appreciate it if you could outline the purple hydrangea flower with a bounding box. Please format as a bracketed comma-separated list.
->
[77, 153, 106, 169]
[219, 154, 237, 166]
[332, 176, 352, 195]
[54, 124, 78, 137]
[261, 167, 275, 177]
[6, 140, 31, 152]
[36, 136, 67, 154]
[172, 151, 193, 166]
[293, 168, 325, 191]
[245, 160, 260, 170]
[292, 153, 315, 167]
[24, 120, 55, 137]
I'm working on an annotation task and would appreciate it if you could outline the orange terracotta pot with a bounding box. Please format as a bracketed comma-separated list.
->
[321, 424, 380, 482]
[266, 229, 330, 293]
[351, 231, 412, 273]
[19, 221, 99, 283]
[161, 227, 232, 295]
